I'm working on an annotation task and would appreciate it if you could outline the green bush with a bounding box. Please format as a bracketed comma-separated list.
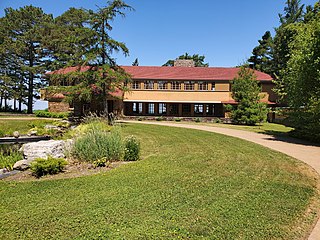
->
[194, 117, 201, 123]
[92, 157, 110, 168]
[212, 118, 222, 123]
[124, 135, 140, 161]
[174, 117, 181, 122]
[34, 110, 70, 119]
[72, 126, 123, 162]
[155, 116, 164, 121]
[30, 157, 68, 178]
[0, 148, 23, 171]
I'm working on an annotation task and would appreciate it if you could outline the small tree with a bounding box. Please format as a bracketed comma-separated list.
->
[231, 67, 268, 125]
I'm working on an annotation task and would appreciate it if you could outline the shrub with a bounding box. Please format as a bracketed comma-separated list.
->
[156, 116, 164, 121]
[72, 126, 123, 162]
[92, 157, 110, 168]
[194, 117, 201, 123]
[0, 148, 23, 171]
[124, 135, 140, 161]
[34, 110, 70, 119]
[212, 118, 222, 123]
[174, 117, 181, 122]
[30, 156, 68, 178]
[137, 117, 145, 121]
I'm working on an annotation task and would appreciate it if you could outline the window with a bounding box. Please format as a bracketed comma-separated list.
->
[171, 81, 181, 90]
[159, 103, 167, 114]
[182, 104, 191, 113]
[194, 104, 203, 114]
[184, 81, 195, 90]
[158, 81, 168, 90]
[133, 103, 143, 114]
[148, 103, 155, 114]
[132, 81, 140, 89]
[206, 104, 214, 115]
[169, 104, 178, 114]
[145, 81, 154, 89]
[211, 82, 216, 91]
[198, 81, 208, 91]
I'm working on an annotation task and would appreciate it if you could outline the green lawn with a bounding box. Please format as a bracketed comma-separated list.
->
[0, 123, 318, 239]
[178, 121, 294, 136]
[0, 119, 56, 137]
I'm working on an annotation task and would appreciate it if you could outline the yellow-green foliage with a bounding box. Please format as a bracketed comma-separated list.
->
[30, 156, 68, 178]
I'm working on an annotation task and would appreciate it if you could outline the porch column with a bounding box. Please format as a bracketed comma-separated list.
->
[191, 104, 195, 117]
[178, 104, 182, 116]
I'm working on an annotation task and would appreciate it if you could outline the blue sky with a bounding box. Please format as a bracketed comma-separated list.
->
[1, 0, 318, 67]
[1, 0, 318, 110]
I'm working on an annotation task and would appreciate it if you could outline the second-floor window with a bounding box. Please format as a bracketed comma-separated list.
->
[171, 81, 181, 90]
[132, 81, 140, 89]
[184, 81, 195, 91]
[211, 82, 216, 91]
[198, 81, 208, 91]
[158, 81, 168, 90]
[145, 81, 154, 89]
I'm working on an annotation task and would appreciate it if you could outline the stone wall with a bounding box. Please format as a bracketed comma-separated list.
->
[49, 101, 69, 112]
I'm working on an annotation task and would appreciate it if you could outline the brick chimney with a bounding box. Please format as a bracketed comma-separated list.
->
[173, 59, 195, 67]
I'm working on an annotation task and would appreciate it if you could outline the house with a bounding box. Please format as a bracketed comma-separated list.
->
[42, 60, 276, 118]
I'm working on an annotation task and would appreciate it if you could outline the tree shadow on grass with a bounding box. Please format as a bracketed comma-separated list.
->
[262, 130, 320, 147]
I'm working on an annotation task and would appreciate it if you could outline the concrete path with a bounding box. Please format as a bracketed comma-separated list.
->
[123, 121, 320, 240]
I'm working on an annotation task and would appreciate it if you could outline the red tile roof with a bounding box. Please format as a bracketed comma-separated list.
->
[121, 66, 273, 81]
[47, 66, 273, 81]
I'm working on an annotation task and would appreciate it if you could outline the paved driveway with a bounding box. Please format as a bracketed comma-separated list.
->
[123, 121, 320, 240]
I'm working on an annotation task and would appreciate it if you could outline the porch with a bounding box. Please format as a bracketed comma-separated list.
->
[124, 102, 224, 117]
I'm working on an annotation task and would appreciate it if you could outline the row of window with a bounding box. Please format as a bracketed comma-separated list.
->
[132, 81, 216, 91]
[132, 103, 215, 115]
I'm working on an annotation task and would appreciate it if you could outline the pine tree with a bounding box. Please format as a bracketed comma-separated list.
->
[1, 6, 53, 113]
[231, 67, 268, 125]
[248, 31, 274, 75]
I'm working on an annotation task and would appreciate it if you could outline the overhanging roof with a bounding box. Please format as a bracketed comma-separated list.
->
[46, 66, 273, 82]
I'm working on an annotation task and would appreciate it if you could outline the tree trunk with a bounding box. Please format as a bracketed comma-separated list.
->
[13, 98, 16, 112]
[27, 71, 33, 113]
[4, 98, 8, 110]
[18, 98, 22, 112]
[27, 43, 34, 114]
[0, 96, 2, 109]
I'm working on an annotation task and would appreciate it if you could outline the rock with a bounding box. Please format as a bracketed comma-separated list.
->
[21, 140, 72, 162]
[13, 160, 31, 171]
[0, 168, 9, 174]
[44, 124, 60, 130]
[28, 130, 37, 136]
[13, 131, 20, 138]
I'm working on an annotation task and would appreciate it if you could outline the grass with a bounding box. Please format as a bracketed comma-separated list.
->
[0, 123, 319, 239]
[0, 119, 57, 137]
[179, 121, 294, 137]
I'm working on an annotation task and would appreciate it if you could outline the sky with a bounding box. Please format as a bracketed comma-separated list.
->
[1, 0, 318, 109]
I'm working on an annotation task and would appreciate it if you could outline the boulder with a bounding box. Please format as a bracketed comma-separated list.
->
[13, 131, 20, 138]
[44, 124, 60, 130]
[13, 160, 30, 171]
[28, 130, 37, 136]
[21, 140, 72, 162]
[0, 168, 9, 174]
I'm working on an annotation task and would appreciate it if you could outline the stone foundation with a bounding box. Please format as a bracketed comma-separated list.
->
[49, 101, 69, 112]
